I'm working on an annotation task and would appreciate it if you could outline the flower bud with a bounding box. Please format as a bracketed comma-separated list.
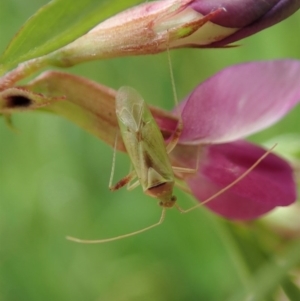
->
[48, 0, 299, 67]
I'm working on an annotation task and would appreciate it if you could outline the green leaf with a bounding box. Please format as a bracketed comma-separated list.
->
[0, 0, 142, 72]
[282, 278, 300, 301]
[228, 240, 300, 301]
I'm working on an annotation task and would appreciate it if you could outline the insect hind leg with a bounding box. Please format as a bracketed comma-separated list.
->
[109, 133, 137, 191]
[109, 170, 137, 191]
[127, 179, 140, 191]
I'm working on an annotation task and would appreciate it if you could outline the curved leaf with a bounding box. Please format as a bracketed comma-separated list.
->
[282, 278, 300, 301]
[0, 0, 142, 72]
[228, 240, 300, 301]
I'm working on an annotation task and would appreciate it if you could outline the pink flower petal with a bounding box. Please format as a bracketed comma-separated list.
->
[186, 140, 296, 220]
[178, 60, 300, 144]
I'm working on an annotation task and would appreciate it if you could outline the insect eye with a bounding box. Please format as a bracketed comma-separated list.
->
[171, 196, 177, 202]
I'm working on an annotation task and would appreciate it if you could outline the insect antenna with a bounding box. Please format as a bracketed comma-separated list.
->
[165, 46, 183, 154]
[66, 208, 166, 244]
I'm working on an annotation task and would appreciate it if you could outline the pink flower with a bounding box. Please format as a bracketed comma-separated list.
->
[161, 60, 300, 220]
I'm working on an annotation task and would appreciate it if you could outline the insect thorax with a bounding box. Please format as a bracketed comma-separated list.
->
[146, 181, 176, 208]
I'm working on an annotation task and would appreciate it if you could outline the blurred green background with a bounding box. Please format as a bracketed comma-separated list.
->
[1, 1, 300, 301]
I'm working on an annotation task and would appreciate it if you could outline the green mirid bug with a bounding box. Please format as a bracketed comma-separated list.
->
[67, 86, 275, 244]
[113, 86, 179, 208]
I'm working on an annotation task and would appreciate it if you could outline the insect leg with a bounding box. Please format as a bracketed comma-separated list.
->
[165, 119, 183, 154]
[109, 170, 137, 191]
[109, 133, 137, 191]
[108, 133, 119, 188]
[174, 180, 193, 195]
[172, 166, 197, 174]
[127, 179, 140, 191]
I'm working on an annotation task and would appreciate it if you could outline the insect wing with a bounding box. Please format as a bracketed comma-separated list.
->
[116, 86, 174, 191]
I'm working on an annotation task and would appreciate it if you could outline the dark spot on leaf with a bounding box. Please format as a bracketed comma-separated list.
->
[6, 95, 32, 108]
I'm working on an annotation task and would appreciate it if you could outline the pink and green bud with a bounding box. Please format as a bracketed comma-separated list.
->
[47, 0, 300, 67]
[48, 0, 226, 66]
[1, 0, 298, 90]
